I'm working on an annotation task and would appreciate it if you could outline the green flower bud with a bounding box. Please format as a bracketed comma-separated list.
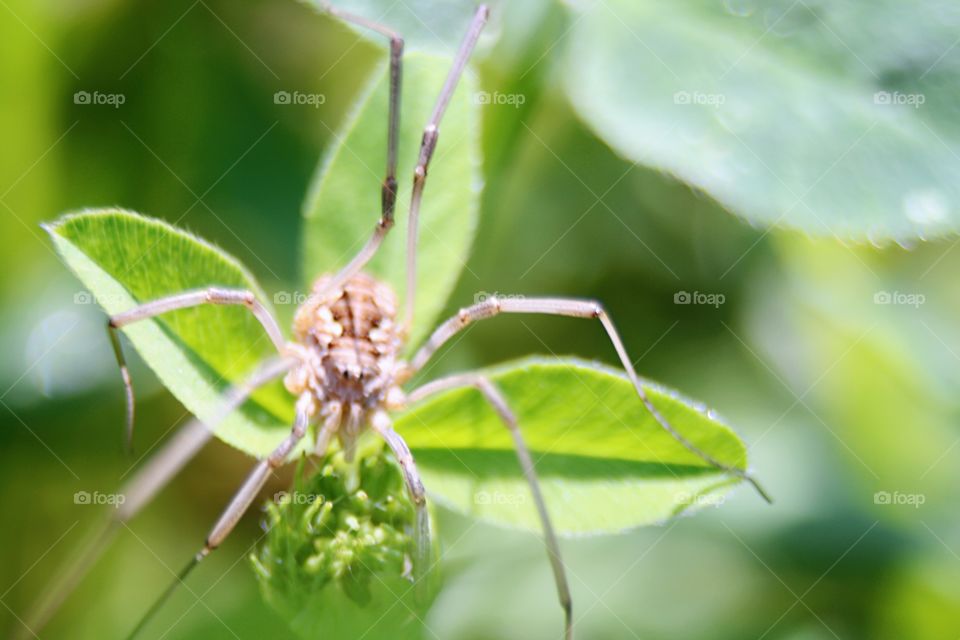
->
[250, 441, 438, 639]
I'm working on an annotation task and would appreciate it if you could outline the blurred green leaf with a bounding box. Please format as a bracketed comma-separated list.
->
[564, 0, 960, 241]
[45, 209, 294, 456]
[303, 0, 486, 53]
[0, 0, 58, 300]
[397, 357, 748, 534]
[302, 52, 480, 348]
[877, 551, 960, 640]
[747, 238, 960, 518]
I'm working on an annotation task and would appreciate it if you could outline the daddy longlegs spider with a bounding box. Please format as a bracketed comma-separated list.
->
[28, 5, 770, 639]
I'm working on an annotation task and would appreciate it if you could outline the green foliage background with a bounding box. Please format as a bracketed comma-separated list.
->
[2, 0, 960, 638]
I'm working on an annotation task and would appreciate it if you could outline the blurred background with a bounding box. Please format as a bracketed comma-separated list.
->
[3, 0, 960, 638]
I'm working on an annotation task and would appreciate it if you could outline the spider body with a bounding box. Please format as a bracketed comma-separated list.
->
[30, 6, 767, 640]
[285, 272, 407, 457]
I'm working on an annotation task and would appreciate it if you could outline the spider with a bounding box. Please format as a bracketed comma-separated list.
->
[28, 5, 768, 640]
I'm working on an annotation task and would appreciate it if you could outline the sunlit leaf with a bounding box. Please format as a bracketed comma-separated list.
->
[397, 357, 749, 534]
[45, 209, 294, 456]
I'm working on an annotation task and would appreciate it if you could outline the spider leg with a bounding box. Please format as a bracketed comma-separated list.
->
[106, 287, 287, 451]
[309, 5, 405, 300]
[125, 391, 320, 640]
[409, 296, 772, 503]
[313, 6, 489, 314]
[403, 5, 488, 327]
[313, 400, 342, 457]
[370, 410, 432, 602]
[19, 357, 293, 640]
[320, 3, 403, 220]
[407, 374, 573, 640]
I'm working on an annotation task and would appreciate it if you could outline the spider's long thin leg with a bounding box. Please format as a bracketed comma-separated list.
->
[320, 3, 403, 219]
[107, 287, 287, 451]
[403, 5, 488, 327]
[314, 5, 489, 312]
[409, 296, 772, 503]
[311, 4, 404, 300]
[125, 391, 320, 640]
[370, 410, 431, 600]
[408, 374, 573, 640]
[19, 357, 293, 640]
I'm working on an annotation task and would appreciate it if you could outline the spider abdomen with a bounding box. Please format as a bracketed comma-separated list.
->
[286, 272, 404, 410]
